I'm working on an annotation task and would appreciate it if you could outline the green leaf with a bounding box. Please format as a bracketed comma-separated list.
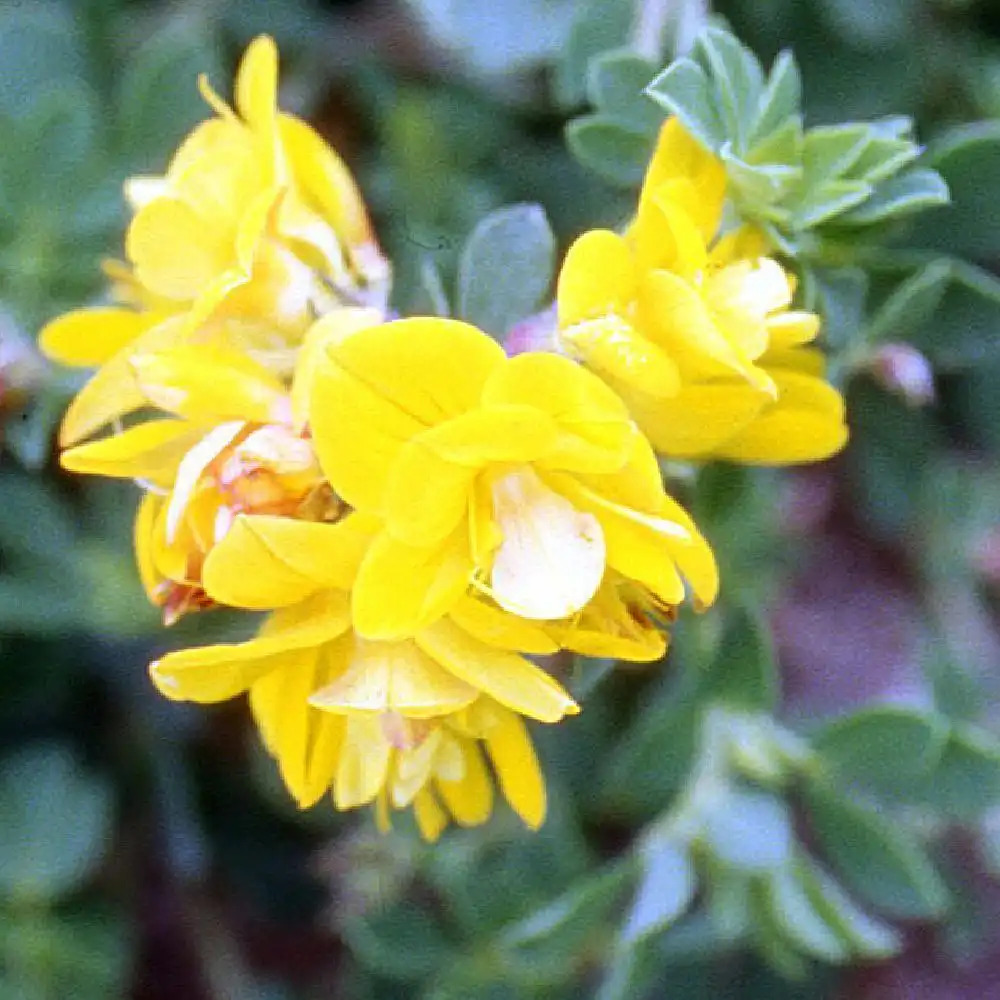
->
[803, 858, 902, 958]
[835, 168, 949, 227]
[587, 49, 662, 135]
[910, 121, 1000, 258]
[693, 27, 763, 150]
[456, 203, 556, 338]
[621, 838, 696, 945]
[864, 260, 951, 345]
[801, 124, 871, 186]
[794, 178, 872, 228]
[344, 901, 455, 982]
[705, 604, 778, 711]
[701, 789, 794, 873]
[498, 860, 635, 977]
[815, 706, 949, 800]
[846, 136, 920, 185]
[920, 726, 1000, 821]
[761, 862, 850, 963]
[645, 57, 723, 152]
[566, 115, 654, 187]
[554, 0, 635, 108]
[0, 743, 113, 902]
[804, 779, 949, 919]
[748, 50, 801, 148]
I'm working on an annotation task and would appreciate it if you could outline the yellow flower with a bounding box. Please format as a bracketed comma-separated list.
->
[556, 117, 848, 464]
[307, 314, 718, 644]
[149, 589, 564, 838]
[40, 34, 389, 444]
[57, 314, 371, 622]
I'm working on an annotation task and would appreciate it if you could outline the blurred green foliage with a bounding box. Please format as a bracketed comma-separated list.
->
[1, 0, 999, 997]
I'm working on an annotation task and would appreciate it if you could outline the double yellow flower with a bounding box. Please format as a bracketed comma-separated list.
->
[43, 36, 848, 840]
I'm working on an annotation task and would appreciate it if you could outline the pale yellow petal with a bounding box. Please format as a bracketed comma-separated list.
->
[489, 466, 606, 621]
[131, 346, 291, 425]
[309, 637, 478, 718]
[415, 619, 578, 723]
[60, 419, 201, 489]
[335, 714, 391, 809]
[449, 597, 559, 655]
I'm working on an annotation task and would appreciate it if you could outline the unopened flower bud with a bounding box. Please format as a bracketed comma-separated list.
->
[870, 343, 935, 407]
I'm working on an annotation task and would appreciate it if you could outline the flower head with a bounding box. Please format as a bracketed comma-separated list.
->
[56, 313, 372, 622]
[307, 314, 717, 644]
[556, 117, 848, 464]
[149, 589, 567, 838]
[40, 35, 389, 447]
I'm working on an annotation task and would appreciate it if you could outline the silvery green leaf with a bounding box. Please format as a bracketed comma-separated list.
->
[645, 57, 723, 151]
[456, 203, 556, 338]
[587, 49, 662, 135]
[835, 167, 949, 226]
[794, 178, 871, 228]
[566, 114, 654, 187]
[693, 27, 764, 150]
[748, 49, 801, 148]
[620, 839, 696, 945]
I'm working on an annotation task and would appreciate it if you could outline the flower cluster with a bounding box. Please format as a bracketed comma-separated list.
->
[42, 37, 847, 839]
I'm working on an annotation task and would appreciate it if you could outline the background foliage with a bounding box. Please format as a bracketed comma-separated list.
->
[1, 0, 999, 997]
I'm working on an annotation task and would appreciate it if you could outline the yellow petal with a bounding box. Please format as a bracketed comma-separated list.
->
[134, 492, 165, 602]
[449, 597, 560, 655]
[640, 269, 771, 391]
[202, 511, 377, 609]
[435, 741, 493, 826]
[323, 314, 503, 425]
[384, 406, 559, 548]
[38, 308, 147, 367]
[480, 706, 546, 829]
[60, 419, 201, 488]
[352, 527, 473, 640]
[59, 316, 188, 446]
[715, 369, 848, 465]
[556, 229, 636, 327]
[131, 346, 291, 425]
[415, 619, 578, 723]
[560, 315, 681, 402]
[489, 466, 606, 620]
[126, 197, 233, 300]
[765, 310, 821, 349]
[309, 352, 425, 515]
[279, 114, 376, 250]
[291, 308, 384, 431]
[164, 421, 245, 543]
[149, 590, 351, 703]
[622, 378, 767, 459]
[235, 35, 278, 134]
[335, 714, 391, 809]
[412, 787, 449, 842]
[641, 117, 726, 242]
[309, 637, 478, 718]
[482, 352, 634, 474]
[249, 641, 346, 808]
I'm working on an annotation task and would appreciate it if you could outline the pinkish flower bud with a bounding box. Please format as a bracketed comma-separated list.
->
[870, 343, 935, 407]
